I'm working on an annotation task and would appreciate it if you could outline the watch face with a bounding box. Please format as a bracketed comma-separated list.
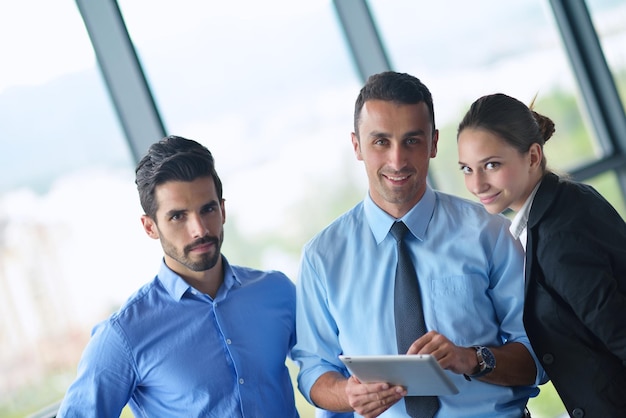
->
[468, 346, 496, 378]
[480, 347, 496, 369]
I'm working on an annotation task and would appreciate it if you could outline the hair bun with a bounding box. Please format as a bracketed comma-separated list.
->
[531, 110, 556, 143]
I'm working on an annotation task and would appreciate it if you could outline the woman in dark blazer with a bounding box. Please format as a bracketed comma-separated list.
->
[456, 93, 626, 418]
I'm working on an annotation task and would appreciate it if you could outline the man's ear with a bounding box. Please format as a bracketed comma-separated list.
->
[141, 215, 160, 240]
[430, 129, 439, 158]
[351, 132, 363, 161]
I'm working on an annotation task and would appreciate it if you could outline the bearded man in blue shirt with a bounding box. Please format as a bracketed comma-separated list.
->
[57, 136, 299, 417]
[292, 72, 545, 418]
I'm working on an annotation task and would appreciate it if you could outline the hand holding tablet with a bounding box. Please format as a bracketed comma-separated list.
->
[339, 354, 459, 396]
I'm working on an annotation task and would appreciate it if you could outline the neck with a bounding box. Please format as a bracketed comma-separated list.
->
[167, 255, 224, 298]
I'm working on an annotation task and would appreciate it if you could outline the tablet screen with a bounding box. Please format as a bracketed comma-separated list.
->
[339, 354, 459, 396]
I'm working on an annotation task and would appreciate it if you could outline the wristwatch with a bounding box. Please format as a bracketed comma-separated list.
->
[465, 346, 496, 380]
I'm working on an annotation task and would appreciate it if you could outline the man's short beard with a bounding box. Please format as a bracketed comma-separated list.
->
[184, 251, 220, 272]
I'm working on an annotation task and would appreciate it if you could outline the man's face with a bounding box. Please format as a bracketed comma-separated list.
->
[352, 100, 438, 218]
[141, 176, 225, 277]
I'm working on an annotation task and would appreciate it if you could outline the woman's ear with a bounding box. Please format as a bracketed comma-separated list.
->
[528, 143, 543, 170]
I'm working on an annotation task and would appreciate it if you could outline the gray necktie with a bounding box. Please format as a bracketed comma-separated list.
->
[391, 221, 439, 418]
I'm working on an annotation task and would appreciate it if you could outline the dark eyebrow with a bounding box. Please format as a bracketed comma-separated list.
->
[368, 129, 427, 140]
[203, 200, 220, 209]
[403, 129, 427, 138]
[163, 199, 220, 219]
[458, 155, 501, 166]
[402, 129, 426, 139]
[164, 208, 186, 219]
[368, 131, 390, 140]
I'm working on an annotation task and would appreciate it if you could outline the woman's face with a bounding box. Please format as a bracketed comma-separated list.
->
[457, 127, 539, 214]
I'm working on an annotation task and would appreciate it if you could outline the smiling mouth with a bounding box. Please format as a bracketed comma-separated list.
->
[384, 173, 411, 183]
[479, 193, 500, 204]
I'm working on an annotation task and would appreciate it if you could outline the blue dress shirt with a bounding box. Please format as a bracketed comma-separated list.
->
[58, 257, 298, 418]
[293, 187, 543, 418]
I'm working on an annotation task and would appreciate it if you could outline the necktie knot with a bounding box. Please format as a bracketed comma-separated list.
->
[390, 221, 409, 243]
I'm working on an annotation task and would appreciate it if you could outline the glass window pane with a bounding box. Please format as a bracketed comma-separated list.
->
[0, 1, 135, 416]
[587, 0, 626, 108]
[586, 171, 626, 217]
[368, 0, 605, 202]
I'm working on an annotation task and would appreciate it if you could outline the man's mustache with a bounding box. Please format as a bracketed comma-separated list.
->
[184, 236, 219, 253]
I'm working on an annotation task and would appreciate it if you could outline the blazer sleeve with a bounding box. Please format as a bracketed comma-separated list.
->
[537, 229, 626, 364]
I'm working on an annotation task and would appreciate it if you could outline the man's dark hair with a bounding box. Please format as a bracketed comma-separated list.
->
[135, 135, 223, 219]
[353, 71, 436, 138]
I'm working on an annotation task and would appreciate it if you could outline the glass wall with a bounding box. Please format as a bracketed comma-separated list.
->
[588, 0, 626, 105]
[0, 1, 138, 417]
[1, 1, 624, 417]
[584, 0, 626, 215]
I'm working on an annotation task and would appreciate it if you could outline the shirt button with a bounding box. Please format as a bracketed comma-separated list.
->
[226, 339, 232, 345]
[239, 378, 244, 384]
[542, 353, 554, 364]
[572, 408, 584, 417]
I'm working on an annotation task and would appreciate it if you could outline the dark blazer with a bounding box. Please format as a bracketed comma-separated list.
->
[524, 172, 626, 417]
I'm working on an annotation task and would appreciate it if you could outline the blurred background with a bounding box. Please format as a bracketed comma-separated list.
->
[1, 0, 625, 417]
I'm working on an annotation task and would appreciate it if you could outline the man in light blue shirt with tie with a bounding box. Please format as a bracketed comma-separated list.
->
[57, 136, 298, 417]
[292, 72, 544, 418]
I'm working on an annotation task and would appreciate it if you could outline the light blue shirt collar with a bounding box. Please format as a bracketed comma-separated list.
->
[364, 186, 436, 244]
[157, 256, 241, 301]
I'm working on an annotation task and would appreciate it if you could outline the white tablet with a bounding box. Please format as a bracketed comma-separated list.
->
[338, 354, 459, 396]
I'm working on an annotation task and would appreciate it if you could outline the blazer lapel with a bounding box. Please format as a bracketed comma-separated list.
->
[527, 172, 559, 229]
[525, 172, 561, 294]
